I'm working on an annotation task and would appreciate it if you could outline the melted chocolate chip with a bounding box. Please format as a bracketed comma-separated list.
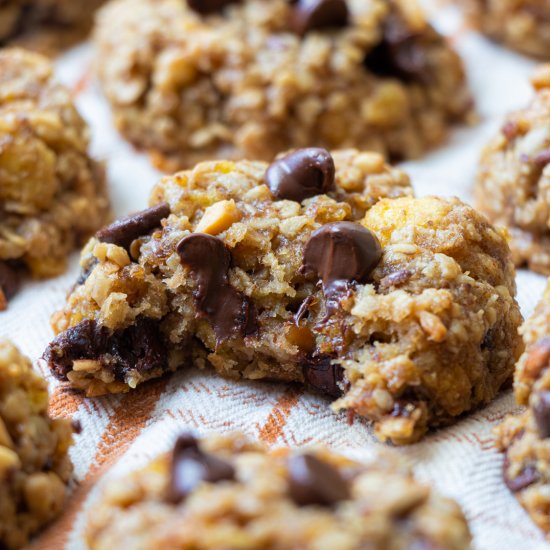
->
[265, 148, 335, 202]
[533, 390, 550, 439]
[290, 0, 349, 36]
[288, 453, 350, 506]
[96, 203, 170, 250]
[302, 355, 344, 398]
[363, 13, 429, 83]
[177, 233, 258, 343]
[168, 433, 235, 503]
[301, 222, 381, 317]
[43, 317, 167, 381]
[0, 261, 21, 307]
[187, 0, 239, 15]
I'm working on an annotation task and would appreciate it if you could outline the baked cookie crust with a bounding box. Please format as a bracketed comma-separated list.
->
[475, 66, 550, 275]
[0, 340, 73, 550]
[0, 48, 110, 309]
[43, 149, 522, 445]
[94, 0, 473, 170]
[85, 432, 472, 550]
[461, 0, 550, 58]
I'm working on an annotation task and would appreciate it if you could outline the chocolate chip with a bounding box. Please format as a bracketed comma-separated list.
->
[290, 0, 349, 36]
[524, 337, 550, 380]
[187, 0, 239, 15]
[0, 261, 21, 309]
[96, 203, 170, 251]
[363, 13, 429, 83]
[43, 317, 167, 382]
[288, 453, 350, 506]
[177, 233, 258, 343]
[168, 433, 235, 504]
[503, 456, 539, 493]
[265, 148, 335, 202]
[301, 222, 381, 317]
[302, 355, 344, 398]
[533, 390, 550, 438]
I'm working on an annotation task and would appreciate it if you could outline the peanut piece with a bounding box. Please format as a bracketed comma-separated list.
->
[196, 200, 241, 235]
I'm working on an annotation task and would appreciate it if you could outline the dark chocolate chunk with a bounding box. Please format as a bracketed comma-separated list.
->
[187, 0, 239, 15]
[0, 261, 21, 308]
[533, 390, 550, 439]
[168, 433, 235, 503]
[363, 13, 429, 83]
[301, 221, 381, 317]
[288, 453, 350, 506]
[43, 317, 167, 381]
[290, 0, 349, 36]
[302, 355, 344, 398]
[96, 202, 170, 250]
[265, 148, 335, 202]
[177, 233, 258, 343]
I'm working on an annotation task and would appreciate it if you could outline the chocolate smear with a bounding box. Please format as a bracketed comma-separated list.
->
[177, 233, 258, 343]
[301, 221, 381, 317]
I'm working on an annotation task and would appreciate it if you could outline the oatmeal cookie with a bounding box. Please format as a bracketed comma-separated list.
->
[0, 48, 110, 309]
[460, 0, 550, 58]
[85, 432, 472, 549]
[475, 66, 550, 275]
[43, 148, 522, 444]
[94, 0, 473, 170]
[0, 340, 73, 550]
[495, 278, 550, 536]
[0, 0, 106, 52]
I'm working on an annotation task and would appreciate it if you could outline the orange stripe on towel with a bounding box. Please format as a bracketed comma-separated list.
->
[48, 385, 84, 419]
[257, 387, 301, 445]
[31, 377, 168, 549]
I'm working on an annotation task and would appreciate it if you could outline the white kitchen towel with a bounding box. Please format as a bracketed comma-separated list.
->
[2, 3, 549, 549]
